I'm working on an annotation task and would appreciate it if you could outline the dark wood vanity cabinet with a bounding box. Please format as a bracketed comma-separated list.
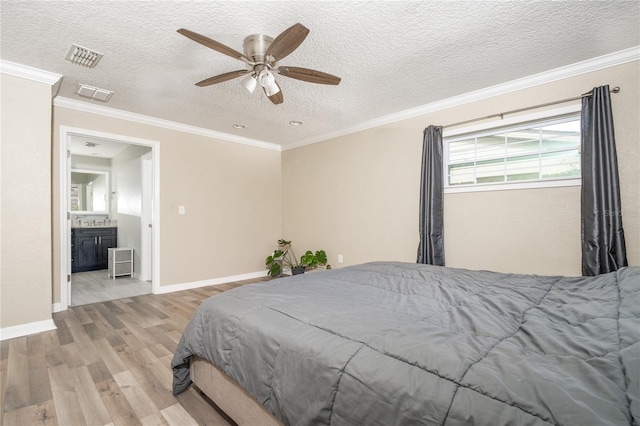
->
[71, 227, 117, 272]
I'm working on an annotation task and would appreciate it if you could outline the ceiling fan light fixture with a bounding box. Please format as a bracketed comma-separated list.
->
[259, 70, 280, 96]
[178, 23, 339, 105]
[240, 74, 258, 93]
[264, 82, 280, 97]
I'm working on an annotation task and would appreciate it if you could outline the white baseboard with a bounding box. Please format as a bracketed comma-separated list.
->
[155, 270, 268, 295]
[52, 303, 64, 313]
[0, 319, 57, 341]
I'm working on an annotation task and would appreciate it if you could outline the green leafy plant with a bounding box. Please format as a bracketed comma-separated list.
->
[300, 250, 328, 269]
[265, 239, 328, 277]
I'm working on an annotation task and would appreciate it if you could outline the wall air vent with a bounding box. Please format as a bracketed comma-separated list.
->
[65, 44, 103, 68]
[76, 83, 114, 102]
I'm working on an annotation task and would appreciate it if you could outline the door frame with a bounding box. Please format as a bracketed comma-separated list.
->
[59, 126, 161, 310]
[140, 152, 153, 282]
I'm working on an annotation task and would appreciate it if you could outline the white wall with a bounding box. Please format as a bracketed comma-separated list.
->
[111, 144, 151, 275]
[71, 155, 111, 171]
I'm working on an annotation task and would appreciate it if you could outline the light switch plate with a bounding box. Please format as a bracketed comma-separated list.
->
[178, 205, 185, 215]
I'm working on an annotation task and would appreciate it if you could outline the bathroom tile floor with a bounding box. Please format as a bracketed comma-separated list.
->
[71, 270, 152, 306]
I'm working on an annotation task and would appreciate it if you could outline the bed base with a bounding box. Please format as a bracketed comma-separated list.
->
[190, 356, 283, 426]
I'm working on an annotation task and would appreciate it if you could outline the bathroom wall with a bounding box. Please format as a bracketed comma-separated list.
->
[71, 155, 111, 170]
[111, 144, 152, 275]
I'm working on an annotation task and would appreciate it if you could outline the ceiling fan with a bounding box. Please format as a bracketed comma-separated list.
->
[177, 23, 341, 105]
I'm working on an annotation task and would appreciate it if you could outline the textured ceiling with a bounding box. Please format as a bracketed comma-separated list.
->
[1, 1, 639, 148]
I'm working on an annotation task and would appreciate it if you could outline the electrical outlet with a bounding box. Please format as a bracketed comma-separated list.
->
[338, 254, 344, 264]
[178, 205, 186, 215]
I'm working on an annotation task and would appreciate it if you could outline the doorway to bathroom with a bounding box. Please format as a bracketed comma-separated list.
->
[60, 126, 160, 309]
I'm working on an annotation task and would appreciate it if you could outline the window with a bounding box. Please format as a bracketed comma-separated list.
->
[445, 116, 581, 189]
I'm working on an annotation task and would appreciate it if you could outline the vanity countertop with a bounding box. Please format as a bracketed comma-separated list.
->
[71, 225, 117, 229]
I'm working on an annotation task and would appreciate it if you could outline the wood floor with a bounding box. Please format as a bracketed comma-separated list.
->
[71, 270, 152, 306]
[1, 277, 267, 425]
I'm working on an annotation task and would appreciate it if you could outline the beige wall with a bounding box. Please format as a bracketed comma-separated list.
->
[282, 127, 421, 267]
[1, 74, 54, 328]
[52, 107, 282, 303]
[282, 61, 639, 276]
[2, 59, 637, 332]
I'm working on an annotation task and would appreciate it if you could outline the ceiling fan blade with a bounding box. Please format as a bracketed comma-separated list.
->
[178, 28, 249, 62]
[265, 82, 283, 105]
[276, 66, 341, 85]
[195, 70, 250, 87]
[265, 23, 309, 61]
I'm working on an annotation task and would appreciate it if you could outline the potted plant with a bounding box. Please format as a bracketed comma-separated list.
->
[265, 239, 328, 277]
[300, 249, 328, 270]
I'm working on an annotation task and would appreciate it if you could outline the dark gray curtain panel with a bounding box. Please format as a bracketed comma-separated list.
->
[581, 85, 628, 276]
[417, 125, 445, 266]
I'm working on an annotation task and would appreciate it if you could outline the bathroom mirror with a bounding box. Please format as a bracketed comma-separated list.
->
[71, 169, 109, 213]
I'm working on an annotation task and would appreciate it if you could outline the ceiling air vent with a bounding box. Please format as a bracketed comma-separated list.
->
[65, 44, 103, 68]
[76, 83, 114, 102]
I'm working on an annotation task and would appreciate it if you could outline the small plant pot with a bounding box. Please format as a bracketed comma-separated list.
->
[291, 266, 306, 275]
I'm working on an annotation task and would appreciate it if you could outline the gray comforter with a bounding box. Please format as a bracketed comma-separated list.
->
[172, 262, 640, 425]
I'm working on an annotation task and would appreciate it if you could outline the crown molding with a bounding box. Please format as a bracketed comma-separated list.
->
[283, 46, 640, 150]
[14, 45, 637, 153]
[53, 97, 282, 152]
[1, 60, 63, 96]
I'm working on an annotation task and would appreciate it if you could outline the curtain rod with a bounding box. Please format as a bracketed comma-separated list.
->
[443, 86, 620, 129]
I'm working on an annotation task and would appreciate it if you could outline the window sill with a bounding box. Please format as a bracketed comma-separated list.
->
[444, 178, 581, 194]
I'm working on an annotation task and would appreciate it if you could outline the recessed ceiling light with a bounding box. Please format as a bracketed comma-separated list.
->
[290, 120, 304, 126]
[233, 124, 246, 129]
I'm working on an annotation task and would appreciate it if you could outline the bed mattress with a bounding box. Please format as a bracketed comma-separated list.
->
[172, 261, 640, 425]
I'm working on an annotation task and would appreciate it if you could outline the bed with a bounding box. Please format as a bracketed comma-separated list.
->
[172, 261, 640, 425]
